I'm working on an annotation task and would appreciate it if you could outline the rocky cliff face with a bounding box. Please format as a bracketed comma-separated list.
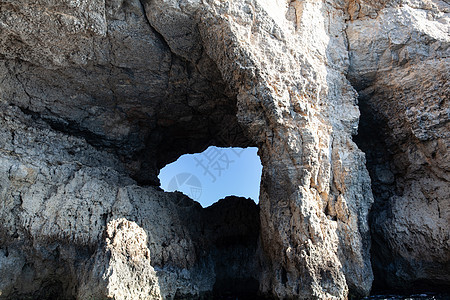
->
[347, 0, 449, 291]
[0, 107, 260, 298]
[0, 0, 448, 299]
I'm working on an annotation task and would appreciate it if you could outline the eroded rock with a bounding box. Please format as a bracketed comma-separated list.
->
[0, 0, 448, 298]
[347, 0, 450, 291]
[0, 0, 248, 186]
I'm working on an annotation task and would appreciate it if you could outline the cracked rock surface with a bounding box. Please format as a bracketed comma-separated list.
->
[348, 0, 450, 291]
[0, 103, 259, 299]
[0, 0, 448, 299]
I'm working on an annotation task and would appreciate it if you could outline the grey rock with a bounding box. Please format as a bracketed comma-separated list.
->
[0, 104, 260, 299]
[0, 0, 448, 298]
[0, 0, 246, 186]
[347, 0, 450, 291]
[196, 0, 373, 297]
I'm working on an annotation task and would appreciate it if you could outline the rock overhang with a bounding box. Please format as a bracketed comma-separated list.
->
[0, 0, 448, 298]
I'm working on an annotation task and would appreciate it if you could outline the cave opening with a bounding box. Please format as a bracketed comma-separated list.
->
[353, 93, 394, 294]
[155, 146, 263, 299]
[158, 146, 263, 208]
[147, 90, 263, 298]
[353, 86, 450, 297]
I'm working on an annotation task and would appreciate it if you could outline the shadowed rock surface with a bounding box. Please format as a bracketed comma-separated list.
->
[0, 0, 448, 299]
[0, 107, 260, 298]
[347, 0, 450, 292]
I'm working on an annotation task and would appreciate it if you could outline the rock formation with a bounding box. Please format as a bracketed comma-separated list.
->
[0, 109, 259, 298]
[0, 0, 448, 299]
[347, 0, 450, 291]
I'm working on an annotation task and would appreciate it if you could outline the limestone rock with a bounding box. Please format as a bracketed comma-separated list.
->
[347, 0, 450, 291]
[0, 0, 247, 186]
[0, 104, 260, 299]
[196, 1, 373, 297]
[0, 0, 448, 298]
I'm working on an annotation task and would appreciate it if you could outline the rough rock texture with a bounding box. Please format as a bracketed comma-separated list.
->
[0, 0, 250, 186]
[0, 0, 448, 299]
[195, 1, 374, 298]
[0, 105, 259, 298]
[347, 0, 450, 291]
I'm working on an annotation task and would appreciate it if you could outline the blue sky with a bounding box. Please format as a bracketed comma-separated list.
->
[158, 147, 262, 207]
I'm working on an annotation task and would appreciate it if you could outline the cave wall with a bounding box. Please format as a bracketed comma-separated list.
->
[0, 0, 448, 299]
[0, 0, 249, 186]
[0, 104, 261, 299]
[196, 1, 374, 298]
[346, 0, 450, 291]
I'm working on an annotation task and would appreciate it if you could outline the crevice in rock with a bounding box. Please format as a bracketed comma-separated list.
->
[352, 81, 449, 294]
[16, 106, 118, 151]
[353, 92, 398, 293]
[137, 0, 172, 57]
